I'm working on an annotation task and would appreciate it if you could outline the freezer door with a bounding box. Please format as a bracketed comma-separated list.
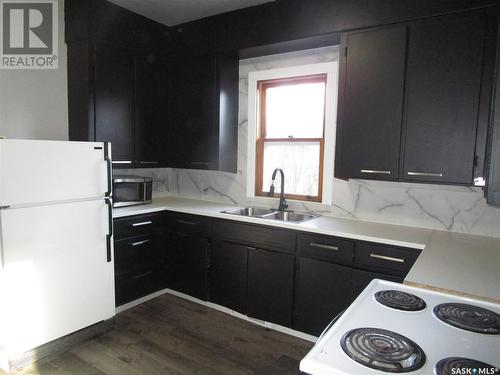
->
[0, 199, 115, 356]
[0, 140, 110, 207]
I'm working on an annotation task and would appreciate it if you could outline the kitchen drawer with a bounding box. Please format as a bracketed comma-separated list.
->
[114, 212, 163, 240]
[212, 220, 296, 254]
[115, 269, 157, 306]
[168, 212, 211, 237]
[354, 242, 420, 276]
[114, 235, 158, 277]
[297, 233, 354, 265]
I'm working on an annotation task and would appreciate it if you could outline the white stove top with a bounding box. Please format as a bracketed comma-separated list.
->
[300, 279, 500, 375]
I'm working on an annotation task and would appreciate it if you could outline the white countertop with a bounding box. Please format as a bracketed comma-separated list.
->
[404, 230, 500, 303]
[114, 196, 500, 303]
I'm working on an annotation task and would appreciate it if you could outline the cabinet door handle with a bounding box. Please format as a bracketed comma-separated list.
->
[361, 169, 391, 175]
[370, 253, 405, 263]
[131, 239, 151, 247]
[407, 171, 443, 177]
[132, 221, 152, 227]
[310, 242, 339, 251]
[177, 219, 198, 226]
[131, 270, 153, 280]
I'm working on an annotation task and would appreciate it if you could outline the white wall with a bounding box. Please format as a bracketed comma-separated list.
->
[0, 0, 68, 141]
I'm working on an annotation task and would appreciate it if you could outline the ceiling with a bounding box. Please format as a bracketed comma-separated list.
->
[107, 0, 275, 26]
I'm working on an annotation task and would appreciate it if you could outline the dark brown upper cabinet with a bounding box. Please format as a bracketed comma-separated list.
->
[168, 55, 218, 170]
[135, 52, 170, 166]
[335, 9, 495, 186]
[67, 40, 136, 165]
[66, 0, 238, 172]
[68, 41, 169, 167]
[335, 26, 407, 181]
[168, 52, 238, 173]
[401, 12, 488, 184]
[66, 0, 173, 167]
[94, 42, 135, 163]
[68, 43, 238, 171]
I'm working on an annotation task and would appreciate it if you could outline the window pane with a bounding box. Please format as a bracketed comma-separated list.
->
[265, 82, 325, 139]
[262, 142, 320, 197]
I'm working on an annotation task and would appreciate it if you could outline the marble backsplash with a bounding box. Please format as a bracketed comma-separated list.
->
[119, 47, 500, 238]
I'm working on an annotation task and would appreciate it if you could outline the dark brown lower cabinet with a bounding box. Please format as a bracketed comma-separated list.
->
[351, 269, 403, 297]
[293, 258, 353, 336]
[113, 212, 167, 306]
[115, 271, 156, 306]
[168, 232, 210, 301]
[247, 248, 295, 327]
[210, 240, 248, 313]
[114, 214, 421, 337]
[114, 235, 162, 306]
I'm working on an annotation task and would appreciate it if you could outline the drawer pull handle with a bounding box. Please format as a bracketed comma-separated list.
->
[310, 242, 339, 251]
[177, 220, 198, 226]
[132, 271, 153, 280]
[132, 221, 152, 227]
[370, 253, 405, 263]
[131, 239, 151, 247]
[361, 169, 391, 175]
[407, 171, 443, 177]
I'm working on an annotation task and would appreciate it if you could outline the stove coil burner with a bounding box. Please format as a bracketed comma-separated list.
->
[433, 303, 500, 335]
[340, 328, 426, 373]
[375, 290, 427, 311]
[435, 357, 499, 375]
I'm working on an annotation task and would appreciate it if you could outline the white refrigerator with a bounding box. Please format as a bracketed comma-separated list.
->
[0, 139, 115, 372]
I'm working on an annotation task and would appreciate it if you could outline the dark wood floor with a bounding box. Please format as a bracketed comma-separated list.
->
[8, 294, 313, 375]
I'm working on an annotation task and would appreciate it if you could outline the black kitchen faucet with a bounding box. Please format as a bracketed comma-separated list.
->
[269, 168, 288, 212]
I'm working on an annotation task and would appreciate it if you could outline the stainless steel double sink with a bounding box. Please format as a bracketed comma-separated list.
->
[221, 207, 319, 223]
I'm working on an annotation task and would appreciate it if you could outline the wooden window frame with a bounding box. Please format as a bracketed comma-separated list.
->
[255, 74, 327, 203]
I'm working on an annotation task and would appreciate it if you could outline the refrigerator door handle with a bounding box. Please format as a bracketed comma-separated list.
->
[104, 197, 113, 262]
[104, 142, 112, 198]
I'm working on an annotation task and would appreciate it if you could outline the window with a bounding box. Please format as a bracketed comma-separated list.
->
[255, 74, 327, 202]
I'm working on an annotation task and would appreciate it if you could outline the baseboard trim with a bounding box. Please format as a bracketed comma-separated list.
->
[115, 288, 171, 313]
[116, 288, 318, 343]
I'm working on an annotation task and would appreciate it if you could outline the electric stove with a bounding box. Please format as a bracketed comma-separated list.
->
[300, 279, 500, 375]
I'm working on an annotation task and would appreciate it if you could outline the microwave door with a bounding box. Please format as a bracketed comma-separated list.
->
[113, 178, 150, 207]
